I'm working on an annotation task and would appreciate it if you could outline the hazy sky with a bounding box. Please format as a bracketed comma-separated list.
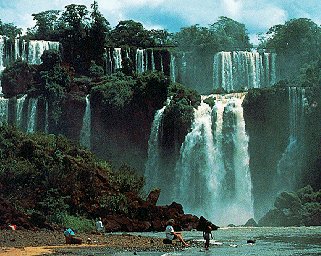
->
[0, 0, 320, 43]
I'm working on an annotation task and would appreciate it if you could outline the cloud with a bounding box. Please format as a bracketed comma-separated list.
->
[0, 0, 319, 37]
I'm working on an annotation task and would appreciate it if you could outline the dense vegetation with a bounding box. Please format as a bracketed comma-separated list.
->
[0, 125, 144, 230]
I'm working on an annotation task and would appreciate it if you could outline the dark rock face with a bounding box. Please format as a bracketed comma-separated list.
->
[244, 218, 258, 227]
[196, 216, 220, 231]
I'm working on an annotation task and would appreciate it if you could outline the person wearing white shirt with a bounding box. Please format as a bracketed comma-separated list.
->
[165, 219, 189, 246]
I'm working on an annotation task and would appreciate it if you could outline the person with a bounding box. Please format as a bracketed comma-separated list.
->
[165, 219, 189, 247]
[63, 227, 82, 244]
[95, 217, 105, 233]
[203, 225, 213, 250]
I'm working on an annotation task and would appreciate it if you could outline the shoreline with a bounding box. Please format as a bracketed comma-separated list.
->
[0, 230, 186, 256]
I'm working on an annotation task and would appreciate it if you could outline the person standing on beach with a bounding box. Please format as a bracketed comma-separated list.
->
[203, 225, 213, 250]
[96, 217, 105, 233]
[165, 219, 189, 247]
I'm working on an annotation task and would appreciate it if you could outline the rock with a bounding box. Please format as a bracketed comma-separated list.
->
[244, 218, 258, 227]
[196, 216, 219, 231]
[146, 189, 161, 206]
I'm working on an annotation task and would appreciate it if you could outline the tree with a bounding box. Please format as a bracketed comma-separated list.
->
[30, 10, 61, 40]
[110, 20, 152, 47]
[209, 16, 252, 51]
[149, 29, 173, 47]
[263, 18, 321, 81]
[0, 20, 22, 38]
[88, 1, 111, 66]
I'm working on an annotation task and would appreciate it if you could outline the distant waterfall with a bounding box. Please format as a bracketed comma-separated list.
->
[44, 100, 49, 133]
[0, 96, 9, 124]
[151, 50, 156, 71]
[26, 98, 38, 133]
[136, 49, 145, 73]
[16, 94, 27, 129]
[144, 105, 167, 193]
[275, 87, 307, 192]
[170, 54, 176, 83]
[145, 94, 253, 226]
[27, 40, 60, 64]
[0, 36, 5, 73]
[213, 51, 276, 92]
[80, 95, 91, 149]
[113, 48, 122, 70]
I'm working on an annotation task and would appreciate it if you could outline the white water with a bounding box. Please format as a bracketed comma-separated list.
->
[26, 98, 38, 133]
[145, 94, 254, 226]
[144, 105, 167, 193]
[113, 48, 122, 70]
[275, 87, 307, 192]
[213, 51, 276, 92]
[136, 49, 145, 73]
[16, 94, 27, 129]
[0, 96, 9, 124]
[27, 40, 60, 65]
[80, 95, 91, 149]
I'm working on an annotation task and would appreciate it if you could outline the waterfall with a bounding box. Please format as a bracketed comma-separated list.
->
[144, 105, 167, 193]
[136, 49, 145, 73]
[80, 95, 91, 149]
[26, 98, 38, 133]
[275, 87, 307, 192]
[151, 50, 156, 71]
[170, 54, 176, 83]
[113, 48, 122, 70]
[145, 93, 253, 226]
[0, 96, 9, 124]
[44, 100, 49, 133]
[16, 94, 27, 129]
[213, 51, 276, 92]
[27, 40, 60, 65]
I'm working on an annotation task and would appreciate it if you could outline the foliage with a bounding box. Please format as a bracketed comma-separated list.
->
[0, 19, 22, 38]
[109, 20, 152, 47]
[259, 186, 321, 226]
[58, 213, 95, 232]
[89, 61, 105, 78]
[298, 58, 321, 87]
[40, 49, 62, 70]
[209, 16, 252, 51]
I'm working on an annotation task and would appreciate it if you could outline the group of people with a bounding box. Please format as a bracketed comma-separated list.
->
[165, 219, 213, 250]
[64, 217, 213, 250]
[63, 217, 106, 244]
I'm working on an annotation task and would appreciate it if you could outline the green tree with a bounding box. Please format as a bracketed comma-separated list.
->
[0, 20, 22, 38]
[110, 20, 152, 47]
[88, 1, 111, 66]
[29, 10, 61, 40]
[209, 16, 252, 51]
[262, 18, 321, 81]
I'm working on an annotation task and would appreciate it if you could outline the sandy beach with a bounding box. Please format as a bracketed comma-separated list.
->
[0, 230, 183, 255]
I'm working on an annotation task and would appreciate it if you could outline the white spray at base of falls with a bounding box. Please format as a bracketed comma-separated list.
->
[275, 87, 307, 192]
[144, 94, 254, 226]
[80, 95, 91, 149]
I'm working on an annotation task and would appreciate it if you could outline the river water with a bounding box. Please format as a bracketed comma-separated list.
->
[115, 226, 321, 256]
[55, 226, 321, 255]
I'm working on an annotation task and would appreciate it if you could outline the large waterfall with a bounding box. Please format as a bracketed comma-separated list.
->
[213, 51, 276, 92]
[27, 40, 60, 65]
[80, 95, 91, 149]
[145, 94, 254, 226]
[275, 87, 307, 192]
[0, 96, 9, 124]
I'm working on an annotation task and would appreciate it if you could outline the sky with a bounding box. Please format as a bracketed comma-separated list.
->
[0, 0, 320, 44]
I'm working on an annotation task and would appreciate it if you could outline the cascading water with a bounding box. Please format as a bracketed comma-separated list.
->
[16, 94, 27, 129]
[213, 51, 276, 92]
[44, 100, 49, 133]
[136, 49, 145, 73]
[275, 87, 307, 192]
[170, 53, 176, 83]
[0, 96, 9, 124]
[27, 40, 60, 65]
[113, 48, 122, 70]
[80, 95, 91, 149]
[26, 98, 38, 133]
[144, 105, 167, 193]
[145, 94, 254, 226]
